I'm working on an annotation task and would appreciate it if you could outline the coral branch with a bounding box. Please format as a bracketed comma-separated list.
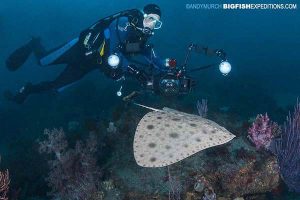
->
[0, 170, 10, 200]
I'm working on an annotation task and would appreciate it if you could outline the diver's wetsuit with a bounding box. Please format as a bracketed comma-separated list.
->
[23, 37, 94, 93]
[6, 9, 166, 103]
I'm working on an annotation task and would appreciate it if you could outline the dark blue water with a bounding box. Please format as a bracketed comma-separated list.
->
[0, 0, 299, 199]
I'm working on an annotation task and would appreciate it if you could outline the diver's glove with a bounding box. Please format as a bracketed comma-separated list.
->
[215, 49, 227, 61]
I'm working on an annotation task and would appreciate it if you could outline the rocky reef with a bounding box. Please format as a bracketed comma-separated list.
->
[94, 107, 281, 200]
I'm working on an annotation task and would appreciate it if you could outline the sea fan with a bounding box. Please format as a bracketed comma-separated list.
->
[273, 100, 300, 192]
[38, 129, 102, 199]
[0, 156, 9, 200]
[197, 99, 208, 118]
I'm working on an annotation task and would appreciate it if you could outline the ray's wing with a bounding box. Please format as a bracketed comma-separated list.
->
[134, 109, 235, 168]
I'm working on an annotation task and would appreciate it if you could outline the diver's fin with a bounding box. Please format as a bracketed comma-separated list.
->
[133, 102, 162, 112]
[5, 38, 38, 71]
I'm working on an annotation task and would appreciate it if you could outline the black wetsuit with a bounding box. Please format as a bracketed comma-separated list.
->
[27, 38, 96, 93]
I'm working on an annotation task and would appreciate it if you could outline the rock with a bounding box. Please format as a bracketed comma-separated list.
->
[199, 138, 280, 198]
[218, 156, 279, 197]
[90, 191, 105, 200]
[185, 191, 196, 200]
[203, 188, 217, 200]
[194, 181, 205, 193]
[217, 197, 230, 200]
[181, 137, 280, 198]
[107, 122, 117, 133]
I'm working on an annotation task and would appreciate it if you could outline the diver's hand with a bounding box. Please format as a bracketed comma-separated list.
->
[127, 65, 150, 86]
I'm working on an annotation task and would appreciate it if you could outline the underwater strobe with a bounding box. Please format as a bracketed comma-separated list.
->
[219, 61, 231, 76]
[215, 49, 231, 76]
[107, 54, 120, 69]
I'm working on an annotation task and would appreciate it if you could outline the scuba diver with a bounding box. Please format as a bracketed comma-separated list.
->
[5, 4, 228, 104]
[4, 4, 165, 104]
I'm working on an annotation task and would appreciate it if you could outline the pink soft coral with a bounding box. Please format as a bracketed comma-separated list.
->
[248, 113, 280, 150]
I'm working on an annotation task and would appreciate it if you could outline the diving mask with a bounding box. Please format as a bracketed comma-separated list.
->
[143, 14, 163, 30]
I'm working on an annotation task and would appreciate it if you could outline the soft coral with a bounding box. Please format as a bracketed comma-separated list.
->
[38, 128, 102, 199]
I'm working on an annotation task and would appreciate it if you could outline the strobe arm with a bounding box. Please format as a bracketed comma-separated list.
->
[215, 49, 227, 61]
[183, 43, 227, 70]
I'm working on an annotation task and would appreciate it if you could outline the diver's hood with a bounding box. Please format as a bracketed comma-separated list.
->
[128, 10, 144, 27]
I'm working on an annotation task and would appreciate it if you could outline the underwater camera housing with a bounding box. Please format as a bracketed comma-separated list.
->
[157, 72, 195, 96]
[153, 43, 230, 96]
[145, 59, 196, 97]
[134, 43, 230, 97]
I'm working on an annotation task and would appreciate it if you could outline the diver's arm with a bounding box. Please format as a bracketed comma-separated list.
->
[108, 16, 131, 73]
[142, 45, 168, 72]
[106, 16, 150, 85]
